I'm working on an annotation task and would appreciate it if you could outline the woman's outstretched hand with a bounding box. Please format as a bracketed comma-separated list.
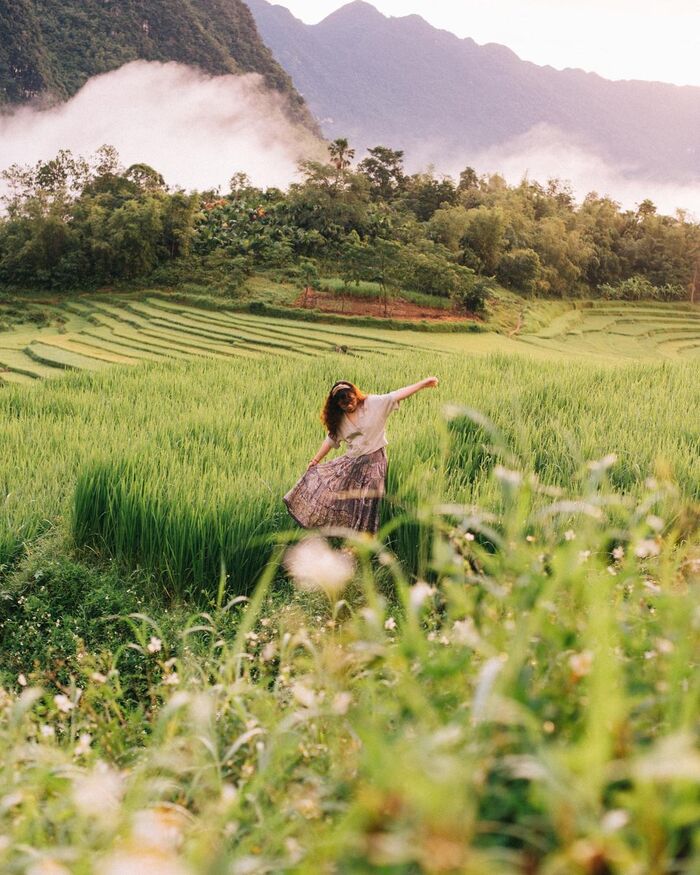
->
[307, 458, 319, 470]
[423, 376, 439, 389]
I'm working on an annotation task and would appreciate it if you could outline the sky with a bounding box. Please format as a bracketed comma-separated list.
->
[277, 0, 700, 87]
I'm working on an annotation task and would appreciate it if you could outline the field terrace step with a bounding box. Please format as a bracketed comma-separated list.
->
[25, 341, 113, 371]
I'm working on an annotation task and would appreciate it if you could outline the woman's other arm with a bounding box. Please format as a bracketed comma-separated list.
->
[392, 377, 439, 402]
[307, 435, 338, 469]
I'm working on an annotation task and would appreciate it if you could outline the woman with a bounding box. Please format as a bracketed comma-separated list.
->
[283, 377, 439, 534]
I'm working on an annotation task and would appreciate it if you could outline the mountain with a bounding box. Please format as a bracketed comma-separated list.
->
[247, 0, 700, 183]
[0, 0, 317, 129]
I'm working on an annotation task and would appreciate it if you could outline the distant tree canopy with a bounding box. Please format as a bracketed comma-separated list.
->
[1, 141, 699, 306]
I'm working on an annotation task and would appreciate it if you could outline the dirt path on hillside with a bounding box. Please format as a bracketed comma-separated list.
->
[293, 290, 479, 323]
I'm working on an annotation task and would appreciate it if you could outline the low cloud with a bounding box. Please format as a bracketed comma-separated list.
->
[0, 61, 323, 193]
[452, 124, 700, 218]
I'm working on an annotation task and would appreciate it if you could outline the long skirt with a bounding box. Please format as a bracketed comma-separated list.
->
[283, 447, 387, 535]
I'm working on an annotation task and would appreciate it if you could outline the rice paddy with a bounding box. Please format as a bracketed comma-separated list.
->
[1, 294, 699, 874]
[2, 339, 698, 596]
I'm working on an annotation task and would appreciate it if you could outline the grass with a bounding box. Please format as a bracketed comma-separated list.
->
[1, 349, 698, 596]
[1, 293, 699, 873]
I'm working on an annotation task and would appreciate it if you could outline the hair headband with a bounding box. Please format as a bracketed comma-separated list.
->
[331, 381, 354, 397]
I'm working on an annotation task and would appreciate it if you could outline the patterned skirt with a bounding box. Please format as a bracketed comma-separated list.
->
[283, 447, 387, 535]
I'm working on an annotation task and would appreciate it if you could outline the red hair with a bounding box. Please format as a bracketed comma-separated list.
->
[321, 381, 367, 441]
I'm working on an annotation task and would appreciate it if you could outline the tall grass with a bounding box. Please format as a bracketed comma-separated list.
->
[1, 473, 698, 873]
[1, 353, 698, 594]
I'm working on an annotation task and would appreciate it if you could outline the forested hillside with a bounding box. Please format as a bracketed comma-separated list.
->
[0, 0, 316, 129]
[248, 0, 700, 183]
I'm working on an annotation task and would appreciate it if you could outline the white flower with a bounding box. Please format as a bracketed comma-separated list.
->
[635, 539, 661, 559]
[578, 550, 591, 563]
[26, 860, 71, 875]
[54, 694, 74, 714]
[384, 617, 397, 631]
[132, 804, 190, 851]
[163, 673, 180, 686]
[17, 673, 27, 687]
[75, 733, 92, 757]
[90, 672, 107, 684]
[72, 761, 123, 819]
[494, 465, 522, 487]
[564, 530, 576, 542]
[646, 515, 664, 532]
[569, 650, 594, 679]
[587, 453, 617, 472]
[284, 537, 355, 599]
[464, 532, 475, 542]
[147, 636, 162, 654]
[40, 724, 55, 738]
[102, 849, 191, 875]
[612, 545, 625, 561]
[452, 618, 480, 647]
[409, 582, 436, 611]
[291, 683, 316, 709]
[601, 809, 629, 833]
[332, 692, 352, 715]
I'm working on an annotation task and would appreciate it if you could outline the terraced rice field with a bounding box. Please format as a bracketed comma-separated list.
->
[518, 301, 700, 361]
[0, 296, 422, 383]
[2, 296, 700, 384]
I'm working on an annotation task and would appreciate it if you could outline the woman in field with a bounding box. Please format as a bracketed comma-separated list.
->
[283, 377, 439, 534]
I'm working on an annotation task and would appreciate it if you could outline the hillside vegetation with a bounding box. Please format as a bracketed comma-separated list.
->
[0, 0, 314, 128]
[1, 142, 698, 312]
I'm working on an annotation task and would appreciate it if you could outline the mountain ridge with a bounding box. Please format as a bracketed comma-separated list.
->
[247, 0, 700, 182]
[0, 0, 318, 131]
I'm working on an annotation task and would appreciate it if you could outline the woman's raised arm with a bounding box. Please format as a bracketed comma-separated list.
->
[392, 377, 439, 402]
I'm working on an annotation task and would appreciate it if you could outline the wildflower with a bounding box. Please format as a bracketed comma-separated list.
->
[452, 618, 479, 647]
[102, 848, 191, 875]
[17, 673, 27, 687]
[569, 650, 594, 679]
[409, 581, 436, 611]
[54, 694, 74, 714]
[27, 861, 71, 875]
[607, 566, 618, 576]
[601, 809, 629, 833]
[494, 465, 522, 487]
[261, 642, 277, 662]
[612, 545, 625, 561]
[90, 672, 107, 684]
[284, 536, 355, 600]
[291, 683, 316, 709]
[332, 692, 352, 715]
[564, 530, 576, 541]
[646, 515, 664, 532]
[40, 724, 55, 738]
[578, 550, 591, 562]
[635, 539, 661, 559]
[72, 761, 123, 819]
[526, 534, 536, 543]
[464, 531, 475, 542]
[384, 617, 397, 631]
[643, 578, 661, 593]
[543, 720, 556, 734]
[132, 804, 190, 852]
[75, 733, 92, 757]
[655, 637, 674, 654]
[587, 453, 617, 472]
[147, 636, 162, 654]
[163, 673, 180, 686]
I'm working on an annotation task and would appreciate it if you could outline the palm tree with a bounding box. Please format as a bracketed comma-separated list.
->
[328, 138, 355, 189]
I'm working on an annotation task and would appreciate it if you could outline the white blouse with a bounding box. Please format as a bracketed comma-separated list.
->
[327, 392, 401, 458]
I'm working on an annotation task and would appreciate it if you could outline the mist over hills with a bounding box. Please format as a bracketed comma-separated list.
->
[0, 0, 316, 129]
[248, 0, 700, 186]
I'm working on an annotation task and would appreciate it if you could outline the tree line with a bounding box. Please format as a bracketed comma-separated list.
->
[1, 140, 698, 310]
